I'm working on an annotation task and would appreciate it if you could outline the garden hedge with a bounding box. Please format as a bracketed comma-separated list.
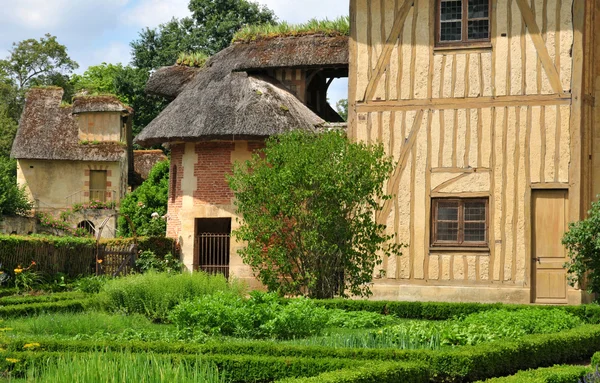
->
[593, 351, 600, 368]
[0, 235, 178, 277]
[0, 351, 364, 383]
[475, 365, 590, 382]
[313, 299, 600, 324]
[0, 299, 89, 318]
[0, 291, 85, 306]
[4, 324, 600, 382]
[275, 362, 429, 383]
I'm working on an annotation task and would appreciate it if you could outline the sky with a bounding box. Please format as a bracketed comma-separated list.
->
[0, 0, 349, 106]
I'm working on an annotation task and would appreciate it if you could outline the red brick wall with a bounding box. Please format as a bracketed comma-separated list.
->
[166, 144, 184, 239]
[193, 142, 235, 205]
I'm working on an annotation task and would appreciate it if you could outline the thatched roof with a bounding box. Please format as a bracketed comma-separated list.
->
[72, 94, 131, 114]
[228, 35, 348, 72]
[135, 71, 324, 146]
[11, 88, 129, 162]
[145, 35, 349, 99]
[145, 65, 201, 99]
[133, 150, 168, 180]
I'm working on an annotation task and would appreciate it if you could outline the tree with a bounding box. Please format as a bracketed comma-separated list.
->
[188, 0, 276, 54]
[130, 0, 276, 71]
[118, 160, 170, 237]
[0, 106, 18, 158]
[228, 130, 402, 299]
[563, 200, 600, 297]
[336, 99, 348, 122]
[0, 157, 32, 217]
[0, 33, 78, 91]
[70, 63, 169, 138]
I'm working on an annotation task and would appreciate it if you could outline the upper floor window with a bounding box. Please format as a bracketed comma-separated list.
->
[431, 198, 488, 247]
[437, 0, 491, 47]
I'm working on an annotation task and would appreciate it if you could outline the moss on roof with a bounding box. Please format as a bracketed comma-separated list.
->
[233, 16, 350, 43]
[176, 52, 210, 68]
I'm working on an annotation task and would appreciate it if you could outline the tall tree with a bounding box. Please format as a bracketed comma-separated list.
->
[0, 33, 78, 91]
[131, 0, 276, 71]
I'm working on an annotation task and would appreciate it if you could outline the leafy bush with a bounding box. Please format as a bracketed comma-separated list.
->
[562, 199, 600, 296]
[229, 130, 401, 299]
[0, 157, 33, 217]
[378, 308, 582, 347]
[136, 250, 182, 274]
[74, 275, 108, 294]
[275, 362, 429, 383]
[474, 365, 590, 383]
[325, 309, 398, 329]
[169, 291, 330, 339]
[118, 160, 169, 237]
[100, 272, 245, 322]
[580, 368, 600, 383]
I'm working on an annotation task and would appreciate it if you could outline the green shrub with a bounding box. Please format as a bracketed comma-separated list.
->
[0, 291, 84, 306]
[74, 275, 108, 294]
[0, 351, 359, 383]
[313, 299, 600, 324]
[275, 362, 429, 383]
[136, 250, 182, 274]
[0, 299, 88, 318]
[475, 365, 590, 382]
[593, 351, 600, 368]
[325, 309, 399, 329]
[100, 272, 245, 321]
[169, 291, 330, 339]
[3, 352, 224, 383]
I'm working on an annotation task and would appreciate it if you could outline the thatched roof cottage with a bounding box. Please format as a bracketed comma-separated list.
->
[135, 34, 349, 283]
[11, 87, 133, 237]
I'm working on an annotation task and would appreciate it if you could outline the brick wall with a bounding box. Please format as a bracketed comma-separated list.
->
[193, 142, 235, 205]
[166, 144, 184, 239]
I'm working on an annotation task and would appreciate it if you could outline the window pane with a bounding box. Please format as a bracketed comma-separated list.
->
[468, 19, 489, 40]
[468, 0, 489, 18]
[464, 222, 486, 242]
[464, 201, 486, 221]
[438, 202, 459, 221]
[441, 0, 463, 21]
[437, 222, 459, 241]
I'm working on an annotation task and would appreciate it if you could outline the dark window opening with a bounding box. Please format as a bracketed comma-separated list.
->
[437, 0, 491, 46]
[431, 198, 488, 247]
[194, 218, 231, 278]
[77, 220, 96, 236]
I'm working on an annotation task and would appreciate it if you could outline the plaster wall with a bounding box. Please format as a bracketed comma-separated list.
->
[17, 159, 124, 210]
[77, 112, 122, 142]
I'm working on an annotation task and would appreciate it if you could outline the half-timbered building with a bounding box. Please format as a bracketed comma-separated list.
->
[348, 0, 595, 303]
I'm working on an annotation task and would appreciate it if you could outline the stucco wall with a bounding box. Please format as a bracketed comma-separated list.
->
[77, 112, 122, 142]
[17, 159, 124, 210]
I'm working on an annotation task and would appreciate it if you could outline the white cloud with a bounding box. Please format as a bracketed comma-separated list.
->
[121, 0, 191, 28]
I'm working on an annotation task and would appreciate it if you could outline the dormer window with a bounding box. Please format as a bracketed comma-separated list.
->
[436, 0, 491, 47]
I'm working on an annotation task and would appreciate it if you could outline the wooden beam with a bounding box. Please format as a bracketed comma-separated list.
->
[356, 94, 571, 112]
[515, 0, 565, 95]
[363, 0, 414, 102]
[377, 109, 424, 225]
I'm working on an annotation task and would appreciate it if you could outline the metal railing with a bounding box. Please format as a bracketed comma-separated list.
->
[195, 233, 230, 278]
[65, 190, 117, 208]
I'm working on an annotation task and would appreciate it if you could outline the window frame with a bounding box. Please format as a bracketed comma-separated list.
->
[431, 198, 489, 248]
[435, 0, 492, 48]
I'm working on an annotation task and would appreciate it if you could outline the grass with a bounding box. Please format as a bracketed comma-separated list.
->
[99, 271, 247, 322]
[233, 17, 350, 43]
[11, 352, 225, 383]
[176, 52, 210, 68]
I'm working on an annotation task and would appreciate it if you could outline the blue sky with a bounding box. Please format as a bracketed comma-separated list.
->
[0, 0, 349, 105]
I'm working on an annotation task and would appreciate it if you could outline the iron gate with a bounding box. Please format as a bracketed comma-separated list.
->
[195, 233, 230, 278]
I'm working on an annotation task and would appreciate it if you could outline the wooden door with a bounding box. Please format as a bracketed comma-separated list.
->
[531, 190, 568, 303]
[90, 170, 107, 202]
